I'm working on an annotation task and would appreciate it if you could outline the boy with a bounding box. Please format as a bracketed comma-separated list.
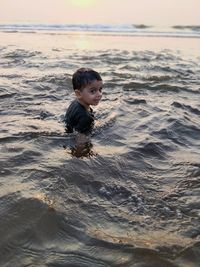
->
[64, 68, 103, 156]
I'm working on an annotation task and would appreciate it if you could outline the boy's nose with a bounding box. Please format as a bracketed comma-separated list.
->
[97, 90, 102, 97]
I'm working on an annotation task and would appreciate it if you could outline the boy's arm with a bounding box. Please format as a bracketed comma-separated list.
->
[72, 133, 93, 158]
[75, 132, 90, 145]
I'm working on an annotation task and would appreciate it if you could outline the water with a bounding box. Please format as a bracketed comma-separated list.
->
[0, 27, 200, 267]
[0, 23, 200, 38]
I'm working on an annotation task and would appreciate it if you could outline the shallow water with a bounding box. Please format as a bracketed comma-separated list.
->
[0, 31, 200, 267]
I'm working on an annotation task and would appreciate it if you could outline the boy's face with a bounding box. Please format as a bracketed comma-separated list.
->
[75, 80, 103, 108]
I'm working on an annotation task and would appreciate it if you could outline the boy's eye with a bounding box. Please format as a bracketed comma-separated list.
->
[89, 88, 102, 94]
[90, 89, 96, 94]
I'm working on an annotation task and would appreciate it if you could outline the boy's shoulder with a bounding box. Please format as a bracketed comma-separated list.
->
[67, 99, 86, 115]
[68, 99, 79, 109]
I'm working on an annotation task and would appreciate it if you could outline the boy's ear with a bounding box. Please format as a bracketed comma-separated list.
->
[74, 89, 82, 98]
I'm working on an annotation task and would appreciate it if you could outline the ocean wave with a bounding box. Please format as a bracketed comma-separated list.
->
[3, 49, 41, 59]
[172, 101, 200, 116]
[0, 23, 200, 38]
[173, 25, 200, 31]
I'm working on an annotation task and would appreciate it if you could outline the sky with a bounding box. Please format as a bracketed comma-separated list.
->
[0, 0, 200, 26]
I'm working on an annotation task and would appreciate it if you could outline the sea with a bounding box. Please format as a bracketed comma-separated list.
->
[0, 23, 200, 267]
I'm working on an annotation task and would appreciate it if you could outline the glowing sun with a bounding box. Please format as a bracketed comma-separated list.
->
[69, 0, 96, 8]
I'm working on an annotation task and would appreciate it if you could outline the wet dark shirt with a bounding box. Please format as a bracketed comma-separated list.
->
[64, 100, 94, 134]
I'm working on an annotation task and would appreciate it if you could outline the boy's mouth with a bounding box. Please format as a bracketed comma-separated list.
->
[93, 99, 100, 104]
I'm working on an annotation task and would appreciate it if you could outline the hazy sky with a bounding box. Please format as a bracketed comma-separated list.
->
[0, 0, 200, 26]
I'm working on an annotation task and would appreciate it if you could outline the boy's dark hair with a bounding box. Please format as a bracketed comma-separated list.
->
[72, 68, 102, 90]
